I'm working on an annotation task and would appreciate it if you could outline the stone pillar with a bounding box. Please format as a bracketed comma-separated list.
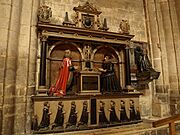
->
[0, 0, 22, 134]
[0, 0, 39, 134]
[160, 1, 179, 95]
[39, 35, 48, 88]
[125, 46, 131, 86]
[25, 0, 40, 133]
[166, 0, 180, 114]
[145, 0, 170, 117]
[13, 0, 39, 134]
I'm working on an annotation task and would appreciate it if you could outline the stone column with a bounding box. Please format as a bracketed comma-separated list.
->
[0, 0, 22, 134]
[145, 0, 170, 117]
[165, 0, 180, 115]
[168, 0, 180, 92]
[160, 1, 179, 95]
[25, 0, 40, 133]
[125, 46, 131, 86]
[39, 35, 48, 88]
[12, 0, 40, 134]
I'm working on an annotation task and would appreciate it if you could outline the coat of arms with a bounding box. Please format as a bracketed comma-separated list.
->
[119, 20, 130, 34]
[38, 5, 52, 23]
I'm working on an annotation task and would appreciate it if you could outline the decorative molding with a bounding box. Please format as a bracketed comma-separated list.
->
[40, 33, 48, 42]
[37, 23, 134, 43]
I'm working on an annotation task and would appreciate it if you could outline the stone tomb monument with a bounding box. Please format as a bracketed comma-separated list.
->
[30, 2, 160, 134]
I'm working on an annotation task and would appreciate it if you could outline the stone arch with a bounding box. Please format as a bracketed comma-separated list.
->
[91, 45, 121, 63]
[92, 45, 122, 82]
[47, 41, 82, 86]
[48, 41, 83, 60]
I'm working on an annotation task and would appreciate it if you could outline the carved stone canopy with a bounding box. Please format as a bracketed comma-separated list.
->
[73, 1, 102, 15]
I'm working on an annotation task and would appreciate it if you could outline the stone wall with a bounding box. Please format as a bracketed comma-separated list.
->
[0, 0, 39, 134]
[42, 0, 147, 41]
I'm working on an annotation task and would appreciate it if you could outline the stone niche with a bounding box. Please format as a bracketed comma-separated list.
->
[32, 1, 143, 134]
[48, 44, 81, 88]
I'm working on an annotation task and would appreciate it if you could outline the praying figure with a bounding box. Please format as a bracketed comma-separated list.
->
[119, 100, 129, 122]
[52, 101, 65, 129]
[48, 49, 77, 96]
[109, 100, 119, 123]
[129, 100, 136, 121]
[78, 101, 89, 127]
[134, 46, 160, 83]
[66, 101, 78, 128]
[31, 115, 38, 131]
[99, 101, 109, 125]
[39, 102, 52, 130]
[98, 54, 121, 94]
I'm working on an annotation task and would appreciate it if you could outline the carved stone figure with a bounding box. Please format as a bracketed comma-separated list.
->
[136, 107, 141, 120]
[49, 50, 77, 96]
[98, 54, 121, 93]
[83, 45, 92, 70]
[66, 101, 78, 128]
[134, 46, 160, 83]
[37, 5, 52, 23]
[39, 102, 52, 130]
[99, 101, 109, 125]
[129, 100, 136, 121]
[83, 45, 91, 60]
[78, 101, 89, 127]
[109, 100, 119, 123]
[120, 100, 129, 122]
[52, 102, 65, 129]
[31, 115, 39, 131]
[119, 20, 130, 34]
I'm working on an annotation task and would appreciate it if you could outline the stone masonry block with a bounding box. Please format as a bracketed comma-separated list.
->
[2, 115, 14, 135]
[15, 86, 27, 96]
[3, 104, 15, 115]
[0, 29, 8, 43]
[4, 84, 15, 96]
[0, 4, 11, 19]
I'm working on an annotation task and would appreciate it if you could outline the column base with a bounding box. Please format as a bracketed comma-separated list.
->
[37, 86, 48, 96]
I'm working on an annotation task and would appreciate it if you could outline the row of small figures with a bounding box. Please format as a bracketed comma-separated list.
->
[99, 100, 141, 125]
[31, 100, 141, 131]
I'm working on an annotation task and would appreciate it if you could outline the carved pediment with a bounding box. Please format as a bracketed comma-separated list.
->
[73, 2, 101, 15]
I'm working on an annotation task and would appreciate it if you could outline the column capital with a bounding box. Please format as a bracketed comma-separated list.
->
[39, 30, 48, 42]
[125, 45, 130, 49]
[40, 34, 48, 42]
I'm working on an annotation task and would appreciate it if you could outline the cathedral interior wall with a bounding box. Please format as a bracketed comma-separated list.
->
[1, 0, 180, 134]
